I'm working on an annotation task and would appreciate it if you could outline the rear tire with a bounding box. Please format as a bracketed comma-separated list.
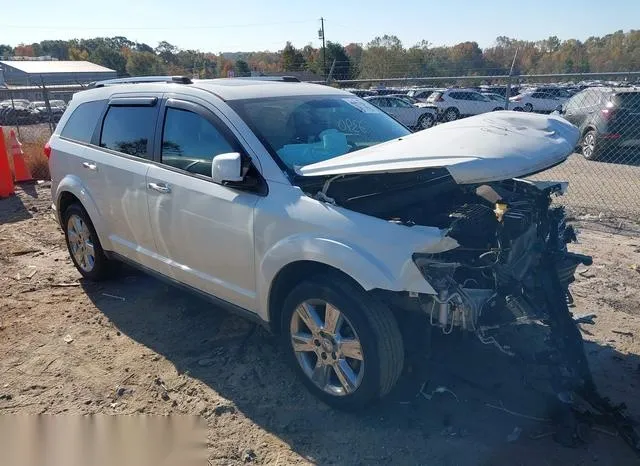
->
[492, 107, 503, 111]
[581, 130, 601, 161]
[280, 272, 404, 410]
[62, 203, 116, 281]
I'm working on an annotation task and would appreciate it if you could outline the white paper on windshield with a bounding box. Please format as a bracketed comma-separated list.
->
[342, 97, 380, 113]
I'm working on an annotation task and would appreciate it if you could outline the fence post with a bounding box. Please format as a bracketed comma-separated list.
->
[9, 94, 21, 139]
[40, 77, 54, 134]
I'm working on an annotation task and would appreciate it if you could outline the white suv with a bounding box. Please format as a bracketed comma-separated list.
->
[426, 89, 505, 121]
[48, 76, 593, 410]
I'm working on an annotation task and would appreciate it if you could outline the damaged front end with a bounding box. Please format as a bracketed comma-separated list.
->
[410, 179, 640, 454]
[302, 168, 640, 454]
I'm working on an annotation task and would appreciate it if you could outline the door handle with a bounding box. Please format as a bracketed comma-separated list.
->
[82, 162, 97, 171]
[147, 182, 171, 194]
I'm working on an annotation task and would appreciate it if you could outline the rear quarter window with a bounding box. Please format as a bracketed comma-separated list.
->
[60, 100, 106, 143]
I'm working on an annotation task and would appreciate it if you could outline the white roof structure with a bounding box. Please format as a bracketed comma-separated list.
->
[0, 60, 115, 73]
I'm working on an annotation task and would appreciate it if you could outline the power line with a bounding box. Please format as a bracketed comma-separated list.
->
[0, 19, 317, 31]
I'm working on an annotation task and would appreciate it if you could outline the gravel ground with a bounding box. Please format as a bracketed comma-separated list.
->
[1, 185, 640, 465]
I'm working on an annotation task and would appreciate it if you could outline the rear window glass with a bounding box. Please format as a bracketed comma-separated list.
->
[615, 93, 640, 110]
[60, 100, 105, 143]
[99, 106, 156, 159]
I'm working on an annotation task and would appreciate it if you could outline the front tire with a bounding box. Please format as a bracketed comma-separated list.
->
[281, 272, 404, 410]
[442, 107, 459, 122]
[417, 113, 435, 130]
[63, 203, 115, 281]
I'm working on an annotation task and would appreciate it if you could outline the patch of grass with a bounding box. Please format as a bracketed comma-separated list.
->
[2, 125, 51, 180]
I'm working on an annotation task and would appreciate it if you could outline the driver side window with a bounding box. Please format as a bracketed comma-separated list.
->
[161, 107, 235, 177]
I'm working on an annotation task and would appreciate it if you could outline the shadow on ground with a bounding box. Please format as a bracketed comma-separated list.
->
[0, 189, 34, 224]
[83, 268, 640, 465]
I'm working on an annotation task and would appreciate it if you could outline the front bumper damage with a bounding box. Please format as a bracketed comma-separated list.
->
[407, 183, 640, 455]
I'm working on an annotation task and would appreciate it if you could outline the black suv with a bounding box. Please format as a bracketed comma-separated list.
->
[558, 87, 640, 161]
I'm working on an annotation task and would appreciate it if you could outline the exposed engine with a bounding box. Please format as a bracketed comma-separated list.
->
[298, 169, 640, 454]
[411, 179, 591, 336]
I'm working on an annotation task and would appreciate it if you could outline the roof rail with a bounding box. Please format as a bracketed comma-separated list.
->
[90, 76, 193, 88]
[232, 76, 301, 83]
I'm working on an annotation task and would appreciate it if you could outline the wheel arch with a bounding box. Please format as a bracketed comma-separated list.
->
[54, 175, 110, 250]
[267, 260, 363, 334]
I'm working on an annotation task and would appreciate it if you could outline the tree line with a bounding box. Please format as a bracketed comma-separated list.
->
[0, 29, 638, 81]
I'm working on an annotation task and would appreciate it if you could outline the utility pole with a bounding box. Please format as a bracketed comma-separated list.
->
[319, 17, 326, 78]
[505, 48, 518, 110]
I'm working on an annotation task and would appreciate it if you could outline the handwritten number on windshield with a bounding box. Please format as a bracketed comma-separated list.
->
[337, 119, 367, 134]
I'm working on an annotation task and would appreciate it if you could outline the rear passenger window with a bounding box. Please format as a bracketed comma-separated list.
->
[100, 106, 156, 159]
[161, 107, 235, 177]
[60, 100, 105, 143]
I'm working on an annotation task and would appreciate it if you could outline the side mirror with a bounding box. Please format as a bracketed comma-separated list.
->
[211, 152, 243, 184]
[554, 104, 564, 114]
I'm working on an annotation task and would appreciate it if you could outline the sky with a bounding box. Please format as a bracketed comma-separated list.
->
[3, 0, 639, 53]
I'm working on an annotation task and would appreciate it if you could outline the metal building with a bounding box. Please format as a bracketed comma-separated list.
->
[0, 60, 116, 86]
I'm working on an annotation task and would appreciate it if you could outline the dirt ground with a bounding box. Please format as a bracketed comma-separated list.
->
[1, 184, 640, 465]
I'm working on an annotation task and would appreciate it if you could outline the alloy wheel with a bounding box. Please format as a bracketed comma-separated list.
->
[290, 299, 364, 396]
[67, 214, 96, 272]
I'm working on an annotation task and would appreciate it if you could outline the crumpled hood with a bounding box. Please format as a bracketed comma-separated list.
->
[297, 111, 580, 184]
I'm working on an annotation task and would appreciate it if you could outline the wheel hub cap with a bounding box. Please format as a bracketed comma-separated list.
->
[290, 299, 364, 396]
[67, 214, 95, 272]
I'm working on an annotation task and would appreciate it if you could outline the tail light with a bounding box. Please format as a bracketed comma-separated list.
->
[512, 96, 522, 101]
[601, 101, 617, 120]
[44, 142, 51, 159]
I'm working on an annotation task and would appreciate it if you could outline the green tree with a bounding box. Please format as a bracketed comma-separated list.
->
[90, 45, 127, 75]
[234, 59, 251, 77]
[359, 35, 406, 79]
[323, 41, 352, 80]
[126, 51, 165, 76]
[155, 41, 178, 65]
[40, 40, 69, 60]
[0, 44, 13, 57]
[281, 42, 306, 71]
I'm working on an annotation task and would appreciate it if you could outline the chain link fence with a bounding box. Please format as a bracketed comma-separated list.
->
[1, 72, 639, 220]
[0, 83, 83, 180]
[334, 71, 640, 219]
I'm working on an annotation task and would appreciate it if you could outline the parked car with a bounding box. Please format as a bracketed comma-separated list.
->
[407, 88, 444, 102]
[384, 94, 435, 109]
[29, 100, 67, 122]
[522, 86, 573, 99]
[510, 91, 568, 113]
[49, 76, 593, 411]
[0, 98, 30, 108]
[365, 95, 437, 130]
[557, 87, 640, 161]
[482, 92, 511, 107]
[426, 89, 505, 121]
[0, 99, 40, 125]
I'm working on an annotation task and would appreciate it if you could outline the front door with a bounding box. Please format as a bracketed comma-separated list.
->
[145, 98, 260, 311]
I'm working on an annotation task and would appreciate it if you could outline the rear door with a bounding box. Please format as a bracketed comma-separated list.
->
[83, 95, 161, 268]
[145, 96, 261, 311]
[386, 97, 416, 126]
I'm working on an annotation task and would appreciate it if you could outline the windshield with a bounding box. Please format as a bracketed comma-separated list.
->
[229, 95, 410, 171]
[426, 92, 443, 102]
